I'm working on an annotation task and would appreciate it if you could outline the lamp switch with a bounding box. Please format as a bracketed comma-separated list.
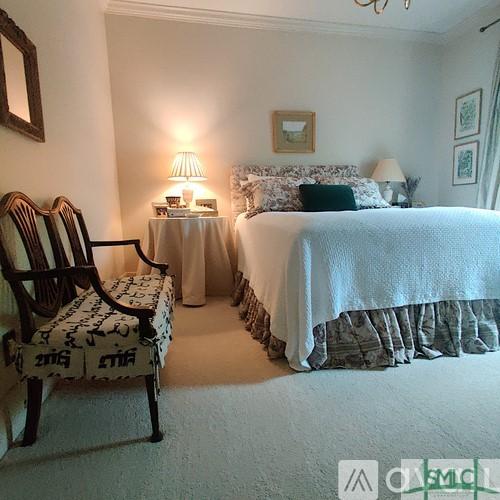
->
[2, 329, 17, 366]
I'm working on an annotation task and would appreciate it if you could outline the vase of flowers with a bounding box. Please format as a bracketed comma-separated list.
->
[401, 176, 421, 208]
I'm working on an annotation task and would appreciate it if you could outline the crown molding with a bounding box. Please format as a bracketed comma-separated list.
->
[106, 1, 443, 43]
[441, 3, 500, 44]
[99, 0, 111, 11]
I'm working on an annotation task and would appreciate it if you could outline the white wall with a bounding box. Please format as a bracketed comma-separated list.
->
[437, 5, 500, 207]
[0, 0, 123, 458]
[105, 15, 442, 271]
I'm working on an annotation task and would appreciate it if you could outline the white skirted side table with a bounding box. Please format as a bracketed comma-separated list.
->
[137, 216, 236, 306]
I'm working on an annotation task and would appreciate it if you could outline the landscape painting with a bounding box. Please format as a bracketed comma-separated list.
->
[273, 111, 315, 153]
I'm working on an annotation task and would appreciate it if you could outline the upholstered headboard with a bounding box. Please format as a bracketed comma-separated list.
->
[230, 164, 359, 222]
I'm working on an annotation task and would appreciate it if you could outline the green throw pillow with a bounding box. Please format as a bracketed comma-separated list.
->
[299, 184, 357, 212]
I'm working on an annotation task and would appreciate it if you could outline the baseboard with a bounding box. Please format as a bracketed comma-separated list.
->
[0, 379, 54, 460]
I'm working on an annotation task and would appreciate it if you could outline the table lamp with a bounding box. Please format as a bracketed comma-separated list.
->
[372, 158, 406, 204]
[168, 152, 207, 207]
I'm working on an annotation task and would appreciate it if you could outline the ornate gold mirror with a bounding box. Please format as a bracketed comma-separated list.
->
[0, 8, 44, 142]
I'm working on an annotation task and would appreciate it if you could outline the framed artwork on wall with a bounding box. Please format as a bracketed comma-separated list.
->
[453, 141, 479, 186]
[272, 111, 315, 153]
[454, 89, 482, 140]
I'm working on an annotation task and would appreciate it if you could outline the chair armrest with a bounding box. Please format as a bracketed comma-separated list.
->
[91, 239, 168, 274]
[3, 266, 155, 320]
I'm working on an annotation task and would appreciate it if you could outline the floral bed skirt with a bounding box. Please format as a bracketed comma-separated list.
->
[232, 272, 500, 370]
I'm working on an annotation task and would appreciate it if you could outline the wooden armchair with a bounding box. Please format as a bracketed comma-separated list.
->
[0, 192, 174, 446]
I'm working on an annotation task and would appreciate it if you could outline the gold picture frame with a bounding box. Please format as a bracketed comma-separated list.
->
[272, 111, 315, 153]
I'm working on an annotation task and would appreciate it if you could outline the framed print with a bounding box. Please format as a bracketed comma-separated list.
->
[454, 89, 482, 140]
[195, 198, 217, 211]
[272, 111, 315, 153]
[195, 198, 218, 216]
[152, 202, 169, 217]
[453, 141, 479, 186]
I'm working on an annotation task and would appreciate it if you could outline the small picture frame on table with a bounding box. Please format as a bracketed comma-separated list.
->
[152, 202, 169, 217]
[453, 141, 479, 186]
[195, 199, 218, 217]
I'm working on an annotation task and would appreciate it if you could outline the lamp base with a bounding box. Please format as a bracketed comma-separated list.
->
[182, 186, 194, 207]
[382, 182, 393, 204]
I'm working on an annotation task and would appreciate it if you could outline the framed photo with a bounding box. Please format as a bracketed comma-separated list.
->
[152, 202, 169, 217]
[195, 199, 218, 216]
[196, 198, 217, 211]
[272, 111, 315, 153]
[454, 89, 482, 140]
[453, 141, 479, 186]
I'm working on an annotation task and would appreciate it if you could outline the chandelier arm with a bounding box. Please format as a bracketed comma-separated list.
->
[353, 0, 377, 6]
[373, 0, 389, 14]
[354, 0, 411, 13]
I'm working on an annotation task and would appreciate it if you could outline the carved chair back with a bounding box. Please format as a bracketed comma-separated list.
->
[51, 196, 94, 291]
[0, 192, 67, 341]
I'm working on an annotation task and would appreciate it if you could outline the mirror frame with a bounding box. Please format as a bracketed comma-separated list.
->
[0, 8, 44, 142]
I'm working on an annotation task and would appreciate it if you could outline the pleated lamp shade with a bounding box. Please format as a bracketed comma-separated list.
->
[168, 152, 207, 181]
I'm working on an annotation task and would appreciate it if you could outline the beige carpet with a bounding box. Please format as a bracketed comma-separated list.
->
[1, 297, 500, 499]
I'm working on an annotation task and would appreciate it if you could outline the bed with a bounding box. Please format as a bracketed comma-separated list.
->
[230, 165, 500, 371]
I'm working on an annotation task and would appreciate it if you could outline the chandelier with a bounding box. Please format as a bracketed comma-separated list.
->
[354, 0, 411, 15]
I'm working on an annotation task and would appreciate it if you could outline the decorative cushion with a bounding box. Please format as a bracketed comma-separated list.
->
[242, 176, 316, 218]
[240, 173, 275, 187]
[240, 174, 276, 210]
[299, 184, 358, 212]
[315, 176, 390, 209]
[21, 274, 175, 380]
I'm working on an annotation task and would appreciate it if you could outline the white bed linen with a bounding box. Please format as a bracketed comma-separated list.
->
[235, 208, 500, 371]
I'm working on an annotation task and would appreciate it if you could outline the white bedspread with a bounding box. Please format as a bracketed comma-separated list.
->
[235, 207, 500, 371]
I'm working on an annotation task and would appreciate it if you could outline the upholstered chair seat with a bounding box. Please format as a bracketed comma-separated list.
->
[23, 274, 174, 380]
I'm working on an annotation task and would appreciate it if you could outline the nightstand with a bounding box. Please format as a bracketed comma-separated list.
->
[138, 216, 236, 306]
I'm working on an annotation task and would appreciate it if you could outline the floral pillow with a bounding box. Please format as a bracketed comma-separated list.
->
[315, 176, 390, 209]
[242, 176, 316, 218]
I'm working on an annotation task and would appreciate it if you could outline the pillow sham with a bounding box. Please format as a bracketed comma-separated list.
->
[242, 176, 316, 218]
[315, 176, 390, 209]
[240, 173, 274, 188]
[240, 174, 296, 211]
[299, 184, 357, 212]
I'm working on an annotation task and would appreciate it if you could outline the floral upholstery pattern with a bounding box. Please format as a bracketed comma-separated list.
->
[315, 176, 390, 209]
[232, 272, 500, 370]
[19, 274, 175, 381]
[230, 165, 359, 222]
[242, 176, 316, 218]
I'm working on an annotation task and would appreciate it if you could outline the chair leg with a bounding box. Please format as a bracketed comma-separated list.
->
[22, 378, 43, 447]
[145, 375, 163, 443]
